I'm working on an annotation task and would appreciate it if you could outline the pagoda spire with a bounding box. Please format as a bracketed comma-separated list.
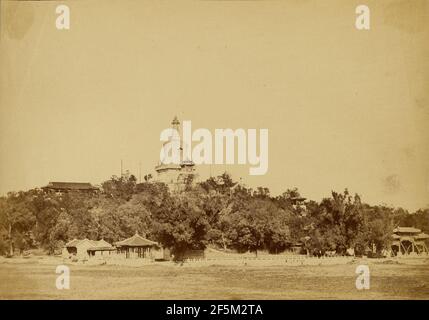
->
[171, 116, 180, 132]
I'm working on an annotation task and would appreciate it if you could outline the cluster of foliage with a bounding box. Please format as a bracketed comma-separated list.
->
[0, 172, 428, 259]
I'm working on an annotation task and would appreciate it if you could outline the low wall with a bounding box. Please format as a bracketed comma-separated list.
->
[183, 249, 356, 266]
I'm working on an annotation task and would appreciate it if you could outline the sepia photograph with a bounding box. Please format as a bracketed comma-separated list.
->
[0, 0, 428, 306]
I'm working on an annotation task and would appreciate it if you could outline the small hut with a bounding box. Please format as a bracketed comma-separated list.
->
[87, 239, 116, 258]
[63, 238, 115, 259]
[391, 227, 429, 256]
[115, 232, 159, 259]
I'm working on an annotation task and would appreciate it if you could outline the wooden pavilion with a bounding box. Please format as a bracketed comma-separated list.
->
[115, 232, 159, 259]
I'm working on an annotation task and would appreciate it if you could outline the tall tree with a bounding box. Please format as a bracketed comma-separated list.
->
[151, 191, 210, 261]
[0, 192, 35, 255]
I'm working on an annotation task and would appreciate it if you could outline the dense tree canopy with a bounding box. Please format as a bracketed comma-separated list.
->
[0, 172, 428, 259]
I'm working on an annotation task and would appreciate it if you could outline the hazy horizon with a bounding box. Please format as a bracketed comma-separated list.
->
[1, 0, 428, 211]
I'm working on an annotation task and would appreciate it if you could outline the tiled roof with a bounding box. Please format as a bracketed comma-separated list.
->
[65, 238, 113, 248]
[416, 233, 429, 240]
[43, 182, 98, 191]
[115, 233, 158, 247]
[95, 239, 112, 247]
[393, 227, 422, 234]
[65, 238, 81, 247]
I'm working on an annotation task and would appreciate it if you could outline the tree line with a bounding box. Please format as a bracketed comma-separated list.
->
[0, 172, 428, 260]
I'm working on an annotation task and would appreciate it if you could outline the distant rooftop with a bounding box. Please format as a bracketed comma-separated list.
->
[42, 182, 98, 191]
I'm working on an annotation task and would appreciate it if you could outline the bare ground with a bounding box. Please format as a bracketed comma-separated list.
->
[0, 256, 428, 299]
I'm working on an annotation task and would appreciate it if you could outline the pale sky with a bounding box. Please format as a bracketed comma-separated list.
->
[1, 0, 428, 211]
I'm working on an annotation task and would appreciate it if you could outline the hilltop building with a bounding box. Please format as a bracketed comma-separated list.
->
[42, 182, 99, 194]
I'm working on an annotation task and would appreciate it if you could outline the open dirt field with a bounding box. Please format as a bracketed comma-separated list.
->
[0, 256, 428, 299]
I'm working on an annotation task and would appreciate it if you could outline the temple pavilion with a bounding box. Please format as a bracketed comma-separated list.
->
[391, 227, 429, 256]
